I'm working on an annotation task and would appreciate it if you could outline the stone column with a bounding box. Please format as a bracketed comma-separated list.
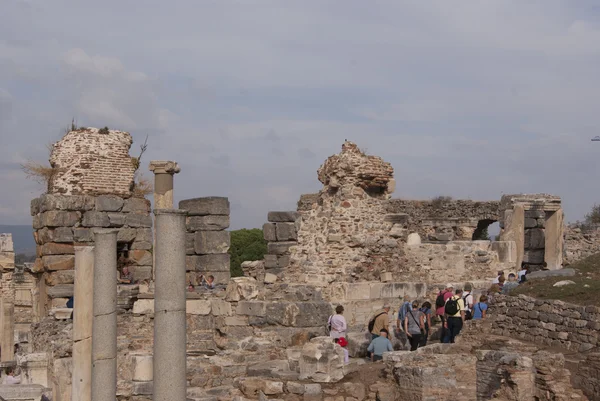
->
[149, 161, 181, 209]
[91, 229, 118, 401]
[153, 209, 187, 401]
[544, 209, 564, 270]
[0, 299, 14, 361]
[500, 204, 525, 269]
[72, 246, 94, 401]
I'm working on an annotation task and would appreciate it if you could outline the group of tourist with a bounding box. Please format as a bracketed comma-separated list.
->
[188, 274, 216, 292]
[491, 262, 531, 294]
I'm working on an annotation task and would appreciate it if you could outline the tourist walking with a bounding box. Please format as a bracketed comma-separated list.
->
[502, 273, 519, 294]
[435, 284, 454, 343]
[419, 301, 432, 347]
[462, 283, 474, 320]
[367, 328, 393, 361]
[404, 301, 425, 351]
[443, 289, 465, 343]
[472, 295, 488, 320]
[328, 305, 347, 339]
[397, 295, 412, 330]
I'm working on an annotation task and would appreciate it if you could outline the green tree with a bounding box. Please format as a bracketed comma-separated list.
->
[229, 229, 267, 277]
[585, 204, 600, 225]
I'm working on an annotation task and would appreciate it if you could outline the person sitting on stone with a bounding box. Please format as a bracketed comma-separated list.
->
[492, 270, 504, 284]
[187, 283, 196, 292]
[200, 274, 215, 289]
[501, 273, 519, 294]
[367, 328, 393, 362]
[118, 266, 134, 284]
[334, 337, 349, 364]
[328, 305, 347, 339]
[3, 366, 21, 384]
[518, 263, 528, 283]
[498, 275, 506, 291]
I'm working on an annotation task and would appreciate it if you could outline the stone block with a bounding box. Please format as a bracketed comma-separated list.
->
[225, 277, 259, 301]
[117, 227, 137, 243]
[523, 249, 544, 264]
[491, 241, 516, 263]
[40, 210, 80, 227]
[380, 272, 393, 282]
[107, 213, 126, 227]
[186, 300, 212, 315]
[264, 273, 278, 284]
[73, 227, 94, 242]
[265, 302, 332, 327]
[299, 337, 345, 383]
[525, 210, 545, 219]
[132, 355, 153, 381]
[136, 228, 153, 242]
[95, 195, 124, 212]
[82, 211, 110, 227]
[225, 315, 249, 326]
[264, 254, 277, 268]
[37, 194, 95, 212]
[130, 241, 152, 250]
[525, 228, 545, 249]
[53, 227, 74, 243]
[268, 211, 300, 222]
[237, 301, 266, 316]
[384, 214, 409, 224]
[46, 270, 75, 286]
[276, 223, 297, 241]
[179, 197, 230, 216]
[346, 283, 371, 300]
[47, 284, 74, 298]
[211, 300, 232, 316]
[41, 242, 74, 255]
[406, 233, 421, 245]
[132, 266, 152, 282]
[43, 255, 75, 271]
[524, 217, 537, 228]
[263, 223, 277, 242]
[133, 299, 154, 314]
[123, 198, 151, 213]
[186, 254, 230, 272]
[186, 233, 195, 255]
[130, 250, 152, 266]
[194, 231, 230, 254]
[186, 215, 230, 231]
[125, 213, 153, 227]
[268, 242, 296, 255]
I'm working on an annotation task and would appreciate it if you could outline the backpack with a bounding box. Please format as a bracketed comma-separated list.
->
[445, 297, 460, 316]
[368, 312, 386, 332]
[327, 316, 332, 334]
[462, 293, 473, 320]
[435, 291, 446, 308]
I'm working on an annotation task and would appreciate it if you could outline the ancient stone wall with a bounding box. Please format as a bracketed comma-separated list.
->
[180, 197, 231, 286]
[564, 225, 600, 265]
[49, 128, 135, 197]
[30, 194, 152, 312]
[0, 234, 15, 271]
[262, 212, 300, 275]
[491, 294, 600, 353]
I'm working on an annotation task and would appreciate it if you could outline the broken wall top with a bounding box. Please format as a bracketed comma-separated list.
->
[49, 127, 135, 197]
[500, 194, 562, 212]
[317, 141, 394, 197]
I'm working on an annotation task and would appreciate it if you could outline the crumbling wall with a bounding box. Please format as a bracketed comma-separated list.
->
[564, 225, 600, 265]
[49, 128, 135, 197]
[180, 197, 231, 286]
[262, 212, 300, 275]
[30, 194, 152, 313]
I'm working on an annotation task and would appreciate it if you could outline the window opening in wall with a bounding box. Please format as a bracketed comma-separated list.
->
[472, 219, 497, 241]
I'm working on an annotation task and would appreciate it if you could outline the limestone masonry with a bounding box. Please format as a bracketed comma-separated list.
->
[1, 137, 599, 401]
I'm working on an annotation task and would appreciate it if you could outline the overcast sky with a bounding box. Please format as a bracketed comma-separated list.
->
[1, 0, 600, 229]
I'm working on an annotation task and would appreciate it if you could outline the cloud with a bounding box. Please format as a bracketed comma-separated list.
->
[1, 0, 600, 230]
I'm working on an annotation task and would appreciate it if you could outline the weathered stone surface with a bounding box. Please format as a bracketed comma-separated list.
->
[129, 250, 152, 266]
[299, 337, 345, 383]
[211, 300, 232, 316]
[523, 249, 544, 264]
[194, 231, 230, 254]
[525, 228, 545, 249]
[225, 277, 259, 301]
[179, 197, 230, 216]
[52, 227, 74, 243]
[40, 210, 80, 227]
[73, 228, 94, 242]
[276, 223, 297, 241]
[107, 213, 126, 227]
[41, 243, 74, 255]
[95, 195, 124, 212]
[125, 214, 152, 228]
[383, 214, 409, 224]
[268, 211, 300, 223]
[525, 217, 537, 228]
[130, 241, 152, 250]
[263, 223, 277, 242]
[406, 233, 421, 246]
[34, 194, 96, 213]
[545, 210, 564, 270]
[553, 280, 575, 287]
[122, 198, 151, 213]
[133, 299, 154, 314]
[46, 270, 75, 286]
[237, 301, 266, 316]
[132, 266, 152, 282]
[82, 211, 110, 227]
[117, 227, 137, 243]
[267, 242, 296, 255]
[186, 215, 230, 231]
[186, 254, 230, 272]
[527, 268, 575, 279]
[132, 355, 153, 381]
[264, 273, 278, 284]
[265, 302, 332, 327]
[186, 300, 212, 315]
[185, 233, 195, 255]
[48, 284, 74, 298]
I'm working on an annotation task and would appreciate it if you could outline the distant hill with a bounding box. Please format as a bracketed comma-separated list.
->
[0, 225, 36, 255]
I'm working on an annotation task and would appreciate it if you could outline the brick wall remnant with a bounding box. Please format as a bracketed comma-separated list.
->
[49, 127, 136, 197]
[179, 197, 231, 286]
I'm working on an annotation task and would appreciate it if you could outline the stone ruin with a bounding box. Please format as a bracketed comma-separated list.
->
[0, 136, 598, 401]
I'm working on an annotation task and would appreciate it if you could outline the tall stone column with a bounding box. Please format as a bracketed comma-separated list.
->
[72, 246, 94, 401]
[544, 209, 564, 270]
[91, 229, 118, 401]
[149, 161, 181, 209]
[153, 209, 187, 401]
[500, 205, 525, 269]
[0, 299, 14, 362]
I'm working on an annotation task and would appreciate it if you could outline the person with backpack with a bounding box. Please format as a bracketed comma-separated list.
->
[368, 304, 391, 340]
[462, 283, 474, 320]
[443, 289, 465, 343]
[472, 295, 488, 320]
[404, 301, 425, 351]
[435, 284, 454, 343]
[328, 305, 347, 339]
[396, 295, 412, 331]
[419, 301, 432, 347]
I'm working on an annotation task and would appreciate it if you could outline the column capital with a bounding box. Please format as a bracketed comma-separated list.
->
[149, 160, 181, 175]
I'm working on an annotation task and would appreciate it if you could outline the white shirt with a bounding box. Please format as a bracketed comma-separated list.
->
[518, 270, 527, 281]
[463, 292, 474, 312]
[4, 375, 21, 385]
[328, 314, 347, 338]
[492, 276, 500, 284]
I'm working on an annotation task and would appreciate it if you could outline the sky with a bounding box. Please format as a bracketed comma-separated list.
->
[1, 0, 600, 229]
